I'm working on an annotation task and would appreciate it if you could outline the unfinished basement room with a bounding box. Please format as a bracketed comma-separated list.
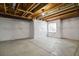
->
[0, 3, 79, 56]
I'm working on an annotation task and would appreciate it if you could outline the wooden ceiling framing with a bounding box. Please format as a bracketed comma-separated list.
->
[35, 3, 79, 21]
[0, 3, 79, 21]
[0, 3, 49, 20]
[44, 4, 79, 21]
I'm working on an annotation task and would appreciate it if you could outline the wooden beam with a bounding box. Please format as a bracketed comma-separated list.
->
[17, 9, 33, 14]
[22, 3, 36, 16]
[17, 9, 26, 12]
[23, 3, 40, 17]
[45, 10, 79, 21]
[44, 7, 79, 19]
[14, 3, 20, 14]
[6, 12, 31, 20]
[4, 3, 7, 13]
[29, 3, 40, 11]
[32, 3, 63, 18]
[27, 3, 36, 11]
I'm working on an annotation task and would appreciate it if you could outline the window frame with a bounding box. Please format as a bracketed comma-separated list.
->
[47, 22, 57, 33]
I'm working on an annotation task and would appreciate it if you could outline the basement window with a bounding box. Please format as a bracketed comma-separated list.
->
[48, 23, 57, 33]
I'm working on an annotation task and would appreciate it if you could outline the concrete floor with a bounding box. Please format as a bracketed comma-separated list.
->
[0, 38, 79, 56]
[0, 39, 53, 56]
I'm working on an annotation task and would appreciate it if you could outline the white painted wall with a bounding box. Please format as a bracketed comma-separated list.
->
[30, 21, 34, 38]
[0, 17, 33, 41]
[33, 18, 79, 56]
[34, 19, 47, 39]
[62, 17, 79, 40]
[33, 17, 79, 56]
[47, 17, 79, 40]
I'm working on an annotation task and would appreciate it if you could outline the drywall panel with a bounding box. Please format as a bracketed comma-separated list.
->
[0, 17, 33, 41]
[33, 18, 79, 56]
[34, 19, 47, 39]
[30, 21, 34, 38]
[33, 18, 79, 55]
[62, 17, 79, 40]
[0, 18, 14, 41]
[13, 20, 30, 39]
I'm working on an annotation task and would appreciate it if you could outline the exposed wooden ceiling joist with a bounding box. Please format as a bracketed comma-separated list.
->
[23, 3, 40, 17]
[14, 3, 20, 14]
[0, 3, 79, 21]
[30, 3, 40, 11]
[17, 9, 33, 16]
[32, 3, 62, 17]
[46, 10, 79, 21]
[22, 3, 36, 16]
[4, 3, 7, 14]
[43, 4, 79, 20]
[17, 9, 26, 12]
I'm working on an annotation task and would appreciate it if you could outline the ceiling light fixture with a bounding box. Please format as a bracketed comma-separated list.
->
[42, 12, 45, 16]
[41, 9, 45, 16]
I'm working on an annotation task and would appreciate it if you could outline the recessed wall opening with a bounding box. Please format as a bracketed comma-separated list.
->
[48, 22, 57, 33]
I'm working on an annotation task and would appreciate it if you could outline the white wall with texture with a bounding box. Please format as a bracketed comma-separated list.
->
[0, 17, 33, 41]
